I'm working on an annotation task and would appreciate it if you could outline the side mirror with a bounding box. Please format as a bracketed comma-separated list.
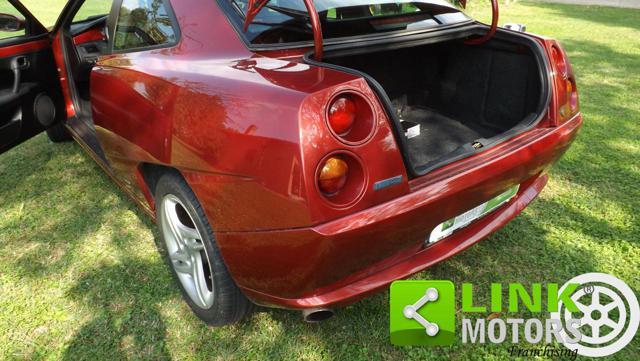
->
[0, 13, 25, 32]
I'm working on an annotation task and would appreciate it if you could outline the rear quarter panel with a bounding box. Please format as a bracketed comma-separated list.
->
[90, 0, 407, 232]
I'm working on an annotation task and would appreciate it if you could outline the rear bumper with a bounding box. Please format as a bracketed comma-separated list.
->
[217, 114, 582, 309]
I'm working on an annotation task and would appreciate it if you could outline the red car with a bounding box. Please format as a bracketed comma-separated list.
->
[0, 0, 581, 325]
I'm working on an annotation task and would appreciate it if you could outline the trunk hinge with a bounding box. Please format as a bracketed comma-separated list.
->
[243, 0, 324, 60]
[465, 0, 499, 45]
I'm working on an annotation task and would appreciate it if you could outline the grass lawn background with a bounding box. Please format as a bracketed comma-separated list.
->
[0, 1, 639, 360]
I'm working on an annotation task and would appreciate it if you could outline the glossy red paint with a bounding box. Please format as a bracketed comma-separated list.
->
[543, 39, 580, 126]
[73, 27, 105, 45]
[0, 38, 48, 57]
[27, 0, 581, 311]
[90, 0, 408, 231]
[217, 114, 582, 306]
[243, 173, 549, 308]
[52, 32, 76, 118]
[465, 0, 499, 45]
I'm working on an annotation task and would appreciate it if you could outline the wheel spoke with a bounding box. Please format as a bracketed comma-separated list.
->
[170, 250, 192, 274]
[591, 289, 600, 307]
[192, 254, 213, 306]
[185, 238, 205, 251]
[161, 194, 214, 309]
[602, 317, 617, 329]
[591, 323, 600, 338]
[176, 222, 200, 240]
[602, 300, 617, 312]
[574, 300, 590, 314]
[164, 200, 185, 247]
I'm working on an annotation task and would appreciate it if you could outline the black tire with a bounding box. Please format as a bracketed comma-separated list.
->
[154, 171, 253, 326]
[46, 122, 72, 143]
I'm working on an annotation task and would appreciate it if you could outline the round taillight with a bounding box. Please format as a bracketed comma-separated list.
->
[316, 152, 366, 207]
[328, 96, 357, 136]
[326, 92, 376, 144]
[318, 156, 349, 195]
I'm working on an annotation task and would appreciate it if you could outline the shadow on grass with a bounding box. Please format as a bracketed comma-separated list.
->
[0, 137, 171, 358]
[62, 259, 173, 360]
[0, 136, 155, 278]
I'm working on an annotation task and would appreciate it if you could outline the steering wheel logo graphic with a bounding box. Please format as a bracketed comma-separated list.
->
[550, 273, 639, 357]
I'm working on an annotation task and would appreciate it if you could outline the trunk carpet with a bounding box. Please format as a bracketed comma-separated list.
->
[400, 107, 494, 166]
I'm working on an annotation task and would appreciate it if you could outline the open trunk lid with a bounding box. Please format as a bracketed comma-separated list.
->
[241, 0, 498, 60]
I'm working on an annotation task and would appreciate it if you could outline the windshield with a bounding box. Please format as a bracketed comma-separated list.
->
[227, 0, 470, 45]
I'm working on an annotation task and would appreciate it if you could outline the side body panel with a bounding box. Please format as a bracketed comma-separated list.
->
[90, 0, 408, 231]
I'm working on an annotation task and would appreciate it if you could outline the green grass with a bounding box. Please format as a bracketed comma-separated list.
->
[1, 1, 640, 360]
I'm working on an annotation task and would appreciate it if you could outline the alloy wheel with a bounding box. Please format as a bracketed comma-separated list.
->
[160, 194, 214, 309]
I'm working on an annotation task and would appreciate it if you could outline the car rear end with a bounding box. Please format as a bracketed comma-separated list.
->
[215, 0, 582, 309]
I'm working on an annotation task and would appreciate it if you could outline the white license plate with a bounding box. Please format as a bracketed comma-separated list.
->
[427, 185, 520, 245]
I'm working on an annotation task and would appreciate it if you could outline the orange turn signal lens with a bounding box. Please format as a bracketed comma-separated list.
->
[328, 96, 357, 136]
[318, 156, 349, 195]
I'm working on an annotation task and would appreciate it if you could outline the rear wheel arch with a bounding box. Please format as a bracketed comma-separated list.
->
[150, 167, 255, 325]
[137, 163, 189, 211]
[137, 164, 223, 222]
[138, 163, 179, 196]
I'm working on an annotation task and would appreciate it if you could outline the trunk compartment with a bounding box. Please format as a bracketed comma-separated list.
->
[321, 32, 549, 175]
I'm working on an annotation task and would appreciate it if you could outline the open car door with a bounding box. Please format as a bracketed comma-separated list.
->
[0, 0, 65, 154]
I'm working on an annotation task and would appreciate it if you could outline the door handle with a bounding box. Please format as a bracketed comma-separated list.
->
[9, 56, 30, 94]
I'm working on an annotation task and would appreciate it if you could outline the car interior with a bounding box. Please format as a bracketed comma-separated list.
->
[0, 0, 111, 154]
[62, 12, 109, 120]
[0, 3, 64, 153]
[1, 0, 182, 157]
[67, 15, 109, 116]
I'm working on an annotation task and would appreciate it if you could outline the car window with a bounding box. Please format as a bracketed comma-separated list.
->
[0, 1, 26, 39]
[226, 0, 469, 46]
[73, 0, 113, 24]
[113, 0, 178, 52]
[18, 0, 65, 29]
